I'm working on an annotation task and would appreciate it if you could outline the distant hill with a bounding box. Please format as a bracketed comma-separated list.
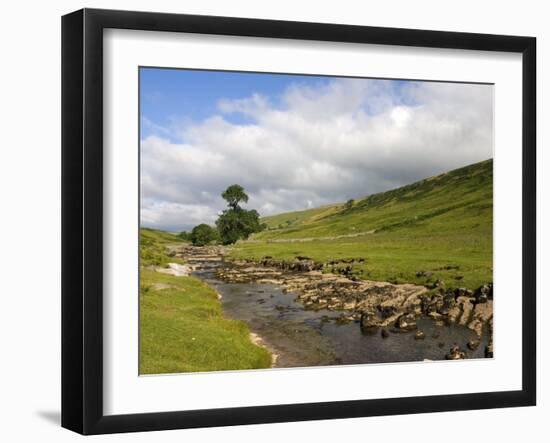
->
[258, 159, 493, 241]
[232, 159, 493, 290]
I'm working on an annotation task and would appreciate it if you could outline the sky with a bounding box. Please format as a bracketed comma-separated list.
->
[140, 68, 493, 232]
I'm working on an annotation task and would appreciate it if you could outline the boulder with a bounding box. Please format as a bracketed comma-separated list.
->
[475, 283, 493, 303]
[360, 312, 379, 330]
[472, 301, 493, 323]
[381, 329, 390, 339]
[427, 311, 443, 321]
[438, 294, 456, 315]
[416, 270, 433, 278]
[457, 296, 475, 326]
[446, 305, 462, 323]
[446, 345, 466, 360]
[414, 330, 426, 340]
[455, 287, 468, 297]
[467, 319, 483, 338]
[467, 339, 480, 351]
[395, 313, 417, 331]
[379, 305, 397, 318]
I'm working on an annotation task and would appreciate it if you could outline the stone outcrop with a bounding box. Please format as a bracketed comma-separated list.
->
[176, 247, 494, 360]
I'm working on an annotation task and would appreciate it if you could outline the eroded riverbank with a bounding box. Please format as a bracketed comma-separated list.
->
[171, 244, 493, 368]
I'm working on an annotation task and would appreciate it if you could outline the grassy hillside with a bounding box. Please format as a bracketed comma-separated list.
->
[261, 203, 341, 231]
[231, 159, 493, 290]
[139, 228, 272, 374]
[140, 227, 183, 267]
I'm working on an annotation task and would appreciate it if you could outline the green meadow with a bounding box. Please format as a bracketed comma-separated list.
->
[231, 159, 493, 291]
[139, 229, 271, 374]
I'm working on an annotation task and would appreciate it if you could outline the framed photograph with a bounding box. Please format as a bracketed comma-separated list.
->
[62, 8, 536, 435]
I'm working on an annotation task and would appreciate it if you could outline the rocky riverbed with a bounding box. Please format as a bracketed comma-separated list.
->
[171, 245, 494, 366]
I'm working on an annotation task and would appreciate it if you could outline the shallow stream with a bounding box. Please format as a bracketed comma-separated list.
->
[193, 260, 489, 368]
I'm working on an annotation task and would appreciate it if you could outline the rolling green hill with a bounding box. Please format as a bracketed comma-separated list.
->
[231, 159, 493, 290]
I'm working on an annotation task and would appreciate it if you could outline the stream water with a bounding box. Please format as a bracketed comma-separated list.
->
[193, 259, 490, 368]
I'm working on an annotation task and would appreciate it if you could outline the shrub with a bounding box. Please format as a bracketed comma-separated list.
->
[190, 224, 218, 246]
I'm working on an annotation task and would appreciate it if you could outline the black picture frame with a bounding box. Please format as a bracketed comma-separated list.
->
[62, 8, 536, 435]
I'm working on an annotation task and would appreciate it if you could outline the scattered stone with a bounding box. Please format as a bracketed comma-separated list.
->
[156, 263, 194, 277]
[446, 345, 466, 360]
[379, 304, 396, 318]
[472, 300, 493, 322]
[447, 304, 462, 323]
[343, 301, 358, 310]
[467, 319, 483, 338]
[427, 311, 443, 321]
[416, 270, 433, 278]
[414, 330, 426, 340]
[438, 265, 460, 271]
[467, 339, 481, 351]
[429, 279, 445, 290]
[455, 287, 468, 297]
[258, 279, 284, 285]
[360, 312, 379, 330]
[396, 313, 417, 331]
[457, 296, 475, 326]
[439, 294, 456, 315]
[475, 283, 493, 303]
[176, 245, 495, 359]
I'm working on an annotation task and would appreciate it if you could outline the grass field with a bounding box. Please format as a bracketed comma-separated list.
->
[139, 230, 272, 374]
[231, 159, 493, 291]
[139, 227, 183, 267]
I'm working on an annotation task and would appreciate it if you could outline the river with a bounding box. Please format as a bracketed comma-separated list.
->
[191, 255, 490, 368]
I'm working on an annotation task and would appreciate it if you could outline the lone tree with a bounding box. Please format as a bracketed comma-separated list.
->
[189, 224, 218, 246]
[221, 184, 248, 209]
[216, 184, 262, 245]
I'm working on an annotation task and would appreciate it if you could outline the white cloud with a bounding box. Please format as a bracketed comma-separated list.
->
[218, 93, 269, 116]
[141, 78, 493, 231]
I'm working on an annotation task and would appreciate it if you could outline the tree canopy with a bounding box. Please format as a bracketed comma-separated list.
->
[177, 231, 191, 241]
[189, 224, 218, 246]
[216, 185, 262, 244]
[221, 184, 249, 209]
